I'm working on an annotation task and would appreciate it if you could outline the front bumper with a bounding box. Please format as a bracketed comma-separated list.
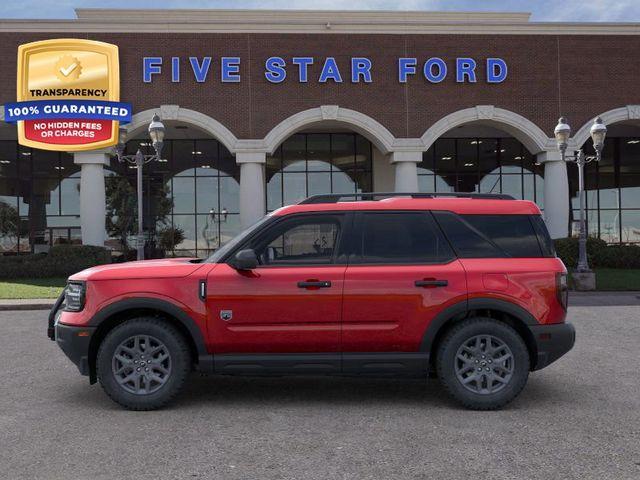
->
[530, 322, 576, 370]
[54, 322, 96, 376]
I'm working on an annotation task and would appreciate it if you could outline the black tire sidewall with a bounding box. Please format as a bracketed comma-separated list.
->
[97, 317, 191, 410]
[437, 318, 530, 410]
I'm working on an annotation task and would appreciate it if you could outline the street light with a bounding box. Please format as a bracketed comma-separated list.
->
[114, 114, 166, 261]
[554, 116, 607, 273]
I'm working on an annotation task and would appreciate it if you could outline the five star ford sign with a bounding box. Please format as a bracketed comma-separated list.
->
[4, 39, 132, 151]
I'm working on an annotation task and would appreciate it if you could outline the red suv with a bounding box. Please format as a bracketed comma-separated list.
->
[49, 193, 574, 411]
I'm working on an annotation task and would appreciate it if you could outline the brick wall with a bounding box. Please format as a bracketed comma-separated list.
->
[1, 32, 638, 140]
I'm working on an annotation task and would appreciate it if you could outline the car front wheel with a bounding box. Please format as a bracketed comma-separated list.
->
[436, 317, 530, 410]
[96, 317, 191, 410]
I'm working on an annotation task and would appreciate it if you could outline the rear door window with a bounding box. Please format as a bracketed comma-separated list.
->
[356, 212, 454, 264]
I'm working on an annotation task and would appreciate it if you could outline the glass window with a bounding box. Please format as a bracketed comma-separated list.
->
[359, 212, 454, 264]
[434, 211, 504, 258]
[257, 217, 341, 266]
[462, 215, 544, 257]
[266, 133, 373, 211]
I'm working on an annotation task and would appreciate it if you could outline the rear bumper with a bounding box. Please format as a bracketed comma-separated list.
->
[55, 322, 96, 376]
[530, 322, 576, 371]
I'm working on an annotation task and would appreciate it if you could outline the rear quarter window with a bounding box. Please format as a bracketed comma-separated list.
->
[434, 212, 553, 258]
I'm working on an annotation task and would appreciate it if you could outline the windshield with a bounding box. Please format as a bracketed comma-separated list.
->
[205, 215, 272, 263]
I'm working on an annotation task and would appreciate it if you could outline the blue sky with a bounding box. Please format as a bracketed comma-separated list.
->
[1, 0, 639, 22]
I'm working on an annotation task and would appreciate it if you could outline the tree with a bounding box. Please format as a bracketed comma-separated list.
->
[0, 201, 20, 252]
[104, 176, 173, 253]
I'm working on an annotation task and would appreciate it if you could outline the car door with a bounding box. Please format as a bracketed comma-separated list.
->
[341, 211, 467, 370]
[206, 213, 349, 366]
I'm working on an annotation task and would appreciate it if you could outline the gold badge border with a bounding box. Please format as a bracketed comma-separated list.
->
[16, 38, 121, 152]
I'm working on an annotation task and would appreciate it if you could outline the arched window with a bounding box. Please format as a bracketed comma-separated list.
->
[266, 133, 373, 211]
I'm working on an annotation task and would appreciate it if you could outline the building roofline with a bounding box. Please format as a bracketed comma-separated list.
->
[0, 9, 638, 35]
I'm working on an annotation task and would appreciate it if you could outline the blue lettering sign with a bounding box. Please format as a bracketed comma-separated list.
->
[143, 57, 162, 83]
[292, 57, 314, 82]
[487, 58, 508, 83]
[189, 57, 211, 83]
[456, 58, 477, 83]
[351, 58, 372, 83]
[171, 57, 180, 83]
[319, 57, 342, 83]
[221, 57, 240, 83]
[398, 58, 417, 83]
[265, 56, 287, 83]
[424, 58, 447, 83]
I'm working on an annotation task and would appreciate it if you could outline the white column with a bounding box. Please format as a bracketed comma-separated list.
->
[237, 151, 266, 228]
[391, 151, 422, 192]
[538, 151, 569, 239]
[73, 150, 110, 246]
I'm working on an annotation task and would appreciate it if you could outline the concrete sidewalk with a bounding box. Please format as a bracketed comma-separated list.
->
[1, 291, 640, 312]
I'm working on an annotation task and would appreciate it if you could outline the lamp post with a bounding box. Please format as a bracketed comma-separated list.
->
[114, 114, 166, 261]
[554, 116, 607, 273]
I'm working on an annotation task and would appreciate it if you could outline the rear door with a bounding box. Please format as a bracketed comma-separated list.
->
[341, 211, 467, 366]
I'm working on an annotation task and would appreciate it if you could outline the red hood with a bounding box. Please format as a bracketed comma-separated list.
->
[69, 258, 207, 281]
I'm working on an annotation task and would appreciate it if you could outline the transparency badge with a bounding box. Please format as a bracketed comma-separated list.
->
[4, 39, 132, 151]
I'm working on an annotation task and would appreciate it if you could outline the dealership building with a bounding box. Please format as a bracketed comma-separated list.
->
[0, 8, 640, 256]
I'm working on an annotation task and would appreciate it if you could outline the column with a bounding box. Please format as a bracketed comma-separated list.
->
[391, 151, 422, 192]
[74, 150, 110, 246]
[237, 151, 266, 228]
[538, 151, 569, 239]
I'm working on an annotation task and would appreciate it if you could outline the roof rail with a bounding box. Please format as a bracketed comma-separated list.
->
[298, 192, 515, 204]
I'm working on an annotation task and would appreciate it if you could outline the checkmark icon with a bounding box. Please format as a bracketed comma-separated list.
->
[59, 62, 78, 77]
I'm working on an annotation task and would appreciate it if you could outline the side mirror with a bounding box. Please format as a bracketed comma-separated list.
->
[230, 249, 258, 270]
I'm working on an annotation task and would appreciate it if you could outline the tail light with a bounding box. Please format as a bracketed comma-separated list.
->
[556, 273, 568, 311]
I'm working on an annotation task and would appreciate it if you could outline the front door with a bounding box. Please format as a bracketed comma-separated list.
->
[341, 211, 467, 371]
[206, 213, 349, 371]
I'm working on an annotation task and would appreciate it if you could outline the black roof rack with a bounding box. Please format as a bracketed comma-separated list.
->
[298, 192, 515, 204]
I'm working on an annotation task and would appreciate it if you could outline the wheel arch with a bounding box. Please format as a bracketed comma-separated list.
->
[86, 298, 208, 384]
[422, 298, 539, 370]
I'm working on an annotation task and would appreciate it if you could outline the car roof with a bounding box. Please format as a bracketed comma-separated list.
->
[272, 197, 542, 216]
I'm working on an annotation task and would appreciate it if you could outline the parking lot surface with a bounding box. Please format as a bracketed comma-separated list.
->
[0, 306, 639, 480]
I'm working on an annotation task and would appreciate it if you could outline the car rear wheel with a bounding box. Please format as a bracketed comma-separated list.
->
[436, 317, 530, 410]
[96, 317, 191, 410]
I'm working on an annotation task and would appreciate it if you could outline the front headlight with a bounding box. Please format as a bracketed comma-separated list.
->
[64, 281, 86, 312]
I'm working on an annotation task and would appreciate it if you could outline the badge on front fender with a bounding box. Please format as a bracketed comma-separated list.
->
[220, 310, 233, 321]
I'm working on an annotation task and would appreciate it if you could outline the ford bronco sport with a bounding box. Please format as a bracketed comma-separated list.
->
[49, 192, 574, 411]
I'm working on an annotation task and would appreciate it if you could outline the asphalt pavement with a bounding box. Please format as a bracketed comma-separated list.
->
[0, 307, 638, 480]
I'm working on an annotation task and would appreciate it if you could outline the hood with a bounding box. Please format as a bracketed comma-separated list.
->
[69, 258, 207, 281]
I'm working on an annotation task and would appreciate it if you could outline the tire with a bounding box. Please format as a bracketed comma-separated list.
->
[436, 317, 530, 410]
[96, 317, 191, 411]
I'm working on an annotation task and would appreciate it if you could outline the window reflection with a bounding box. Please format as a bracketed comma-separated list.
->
[266, 133, 373, 211]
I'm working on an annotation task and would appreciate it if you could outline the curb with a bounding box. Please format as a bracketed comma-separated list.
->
[0, 301, 55, 311]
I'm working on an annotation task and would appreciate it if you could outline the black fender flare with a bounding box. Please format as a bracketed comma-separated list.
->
[88, 297, 208, 356]
[419, 297, 537, 353]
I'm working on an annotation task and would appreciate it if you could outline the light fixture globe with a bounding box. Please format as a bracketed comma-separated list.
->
[554, 117, 571, 152]
[148, 114, 165, 143]
[590, 116, 607, 153]
[148, 113, 165, 157]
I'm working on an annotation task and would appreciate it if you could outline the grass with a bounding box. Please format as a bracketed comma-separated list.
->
[0, 278, 67, 299]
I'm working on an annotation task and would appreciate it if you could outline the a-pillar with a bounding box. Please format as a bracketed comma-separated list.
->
[391, 151, 422, 192]
[73, 150, 110, 246]
[237, 151, 266, 228]
[538, 151, 569, 239]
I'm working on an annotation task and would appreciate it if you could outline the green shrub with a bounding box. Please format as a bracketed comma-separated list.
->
[0, 245, 111, 279]
[554, 237, 640, 269]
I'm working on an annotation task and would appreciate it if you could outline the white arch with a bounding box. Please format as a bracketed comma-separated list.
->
[127, 105, 239, 154]
[572, 105, 640, 148]
[263, 105, 396, 155]
[420, 105, 553, 154]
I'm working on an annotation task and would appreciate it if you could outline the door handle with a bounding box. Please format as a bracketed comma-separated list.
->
[297, 280, 332, 289]
[415, 279, 448, 288]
